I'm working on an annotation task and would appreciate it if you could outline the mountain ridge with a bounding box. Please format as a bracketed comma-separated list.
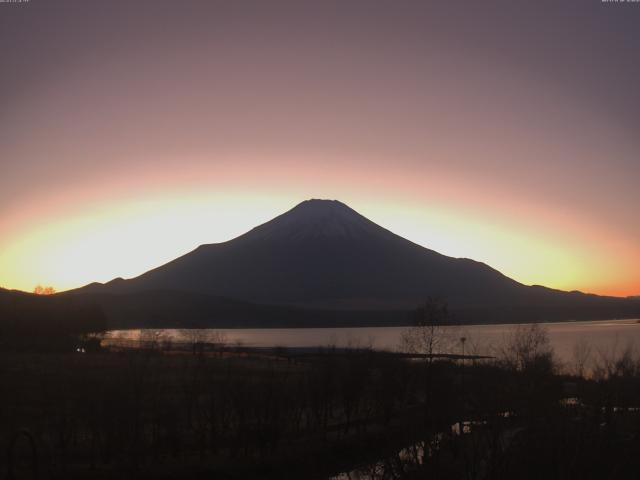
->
[79, 199, 523, 307]
[66, 199, 640, 326]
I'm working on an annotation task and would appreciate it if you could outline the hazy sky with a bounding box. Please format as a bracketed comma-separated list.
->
[1, 0, 639, 296]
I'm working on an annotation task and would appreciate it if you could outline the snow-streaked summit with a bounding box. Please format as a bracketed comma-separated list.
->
[242, 199, 393, 242]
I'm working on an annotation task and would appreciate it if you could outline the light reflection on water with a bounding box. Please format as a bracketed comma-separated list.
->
[330, 442, 425, 480]
[104, 318, 640, 364]
[330, 418, 522, 480]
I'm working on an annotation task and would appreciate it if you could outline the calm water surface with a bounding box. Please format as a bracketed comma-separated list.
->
[105, 318, 640, 364]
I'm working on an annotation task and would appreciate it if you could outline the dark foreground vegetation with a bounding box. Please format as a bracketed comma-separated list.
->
[2, 322, 640, 480]
[0, 288, 106, 352]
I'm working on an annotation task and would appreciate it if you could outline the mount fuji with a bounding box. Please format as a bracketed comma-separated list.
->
[70, 199, 640, 326]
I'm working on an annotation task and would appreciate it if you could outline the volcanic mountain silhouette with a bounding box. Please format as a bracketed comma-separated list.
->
[76, 199, 639, 323]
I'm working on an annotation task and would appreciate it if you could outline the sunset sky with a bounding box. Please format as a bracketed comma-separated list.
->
[1, 1, 639, 297]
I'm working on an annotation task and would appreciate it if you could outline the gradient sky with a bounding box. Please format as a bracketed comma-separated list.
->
[1, 0, 639, 296]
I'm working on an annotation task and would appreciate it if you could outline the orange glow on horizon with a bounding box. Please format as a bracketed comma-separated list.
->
[2, 1, 638, 300]
[1, 156, 638, 298]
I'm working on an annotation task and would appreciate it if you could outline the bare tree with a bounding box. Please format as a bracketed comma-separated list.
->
[400, 297, 451, 359]
[399, 297, 452, 447]
[571, 338, 593, 378]
[593, 341, 638, 380]
[178, 329, 227, 355]
[139, 329, 163, 350]
[177, 329, 205, 355]
[208, 330, 228, 356]
[496, 323, 554, 373]
[33, 285, 56, 295]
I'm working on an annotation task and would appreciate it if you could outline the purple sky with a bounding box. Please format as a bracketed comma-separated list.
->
[1, 1, 639, 295]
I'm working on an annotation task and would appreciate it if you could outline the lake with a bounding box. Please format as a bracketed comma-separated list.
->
[104, 318, 640, 366]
